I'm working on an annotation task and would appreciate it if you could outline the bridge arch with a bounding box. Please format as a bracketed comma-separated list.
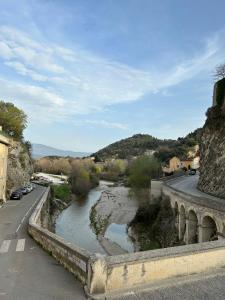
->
[187, 209, 198, 244]
[179, 205, 186, 241]
[201, 215, 218, 242]
[174, 202, 179, 229]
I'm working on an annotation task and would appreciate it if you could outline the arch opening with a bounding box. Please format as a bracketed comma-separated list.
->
[179, 205, 186, 241]
[187, 210, 198, 244]
[174, 202, 179, 229]
[202, 216, 218, 242]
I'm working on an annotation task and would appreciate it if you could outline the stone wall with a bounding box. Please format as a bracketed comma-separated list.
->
[7, 140, 33, 197]
[198, 105, 225, 198]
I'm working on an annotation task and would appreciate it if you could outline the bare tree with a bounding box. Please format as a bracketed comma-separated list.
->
[214, 63, 225, 80]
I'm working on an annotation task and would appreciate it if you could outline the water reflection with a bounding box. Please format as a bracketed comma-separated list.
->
[105, 223, 134, 252]
[55, 186, 106, 254]
[55, 181, 136, 254]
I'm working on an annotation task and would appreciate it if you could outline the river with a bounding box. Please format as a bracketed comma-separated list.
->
[55, 181, 135, 254]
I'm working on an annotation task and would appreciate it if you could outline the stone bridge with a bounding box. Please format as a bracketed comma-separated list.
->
[153, 179, 225, 246]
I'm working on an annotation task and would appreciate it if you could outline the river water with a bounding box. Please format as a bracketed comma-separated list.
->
[55, 181, 134, 254]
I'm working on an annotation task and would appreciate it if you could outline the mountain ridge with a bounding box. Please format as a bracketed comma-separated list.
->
[32, 143, 90, 159]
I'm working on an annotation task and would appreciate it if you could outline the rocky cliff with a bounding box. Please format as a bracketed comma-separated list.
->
[6, 140, 33, 196]
[198, 105, 225, 197]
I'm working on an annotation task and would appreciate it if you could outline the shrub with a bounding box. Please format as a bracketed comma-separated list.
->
[52, 184, 71, 203]
[128, 155, 161, 188]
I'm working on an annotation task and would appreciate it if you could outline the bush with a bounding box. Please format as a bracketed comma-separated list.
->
[69, 159, 99, 197]
[0, 101, 27, 139]
[52, 184, 71, 203]
[128, 155, 161, 188]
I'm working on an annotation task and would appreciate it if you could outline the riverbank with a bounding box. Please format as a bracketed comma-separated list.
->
[90, 185, 138, 253]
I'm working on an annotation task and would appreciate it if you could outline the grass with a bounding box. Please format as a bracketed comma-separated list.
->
[52, 184, 71, 203]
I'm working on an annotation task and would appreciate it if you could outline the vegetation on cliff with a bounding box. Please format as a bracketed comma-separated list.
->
[129, 197, 180, 251]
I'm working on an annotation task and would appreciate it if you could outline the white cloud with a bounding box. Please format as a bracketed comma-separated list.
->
[85, 120, 128, 130]
[0, 25, 225, 123]
[4, 61, 47, 81]
[0, 78, 65, 108]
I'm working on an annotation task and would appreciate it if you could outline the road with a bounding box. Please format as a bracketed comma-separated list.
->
[167, 174, 225, 202]
[0, 185, 86, 300]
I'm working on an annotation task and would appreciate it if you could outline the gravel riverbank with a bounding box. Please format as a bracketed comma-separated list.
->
[90, 185, 139, 253]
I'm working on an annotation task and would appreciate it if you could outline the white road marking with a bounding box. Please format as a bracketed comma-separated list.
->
[15, 188, 45, 233]
[16, 239, 25, 252]
[0, 240, 11, 253]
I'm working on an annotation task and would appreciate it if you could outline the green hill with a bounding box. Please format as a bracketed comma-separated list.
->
[92, 129, 202, 162]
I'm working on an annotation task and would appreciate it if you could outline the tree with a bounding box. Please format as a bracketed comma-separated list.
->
[214, 63, 225, 80]
[128, 155, 162, 188]
[0, 101, 27, 139]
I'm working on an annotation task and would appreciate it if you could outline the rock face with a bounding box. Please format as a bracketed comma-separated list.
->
[6, 141, 33, 196]
[198, 105, 225, 198]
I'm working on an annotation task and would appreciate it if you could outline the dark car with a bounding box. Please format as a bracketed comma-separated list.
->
[19, 187, 29, 195]
[189, 169, 196, 175]
[10, 190, 23, 200]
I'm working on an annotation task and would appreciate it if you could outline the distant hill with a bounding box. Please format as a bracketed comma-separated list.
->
[32, 143, 90, 159]
[92, 130, 202, 162]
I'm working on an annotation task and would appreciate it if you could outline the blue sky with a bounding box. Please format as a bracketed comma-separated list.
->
[0, 0, 225, 152]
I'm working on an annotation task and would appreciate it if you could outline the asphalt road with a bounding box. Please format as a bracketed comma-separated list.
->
[0, 185, 86, 300]
[167, 174, 222, 200]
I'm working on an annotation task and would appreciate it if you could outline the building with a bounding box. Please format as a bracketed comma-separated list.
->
[180, 159, 193, 170]
[0, 129, 10, 203]
[169, 156, 181, 172]
[163, 155, 200, 175]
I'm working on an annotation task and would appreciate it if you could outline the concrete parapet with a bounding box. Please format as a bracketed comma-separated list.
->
[87, 240, 225, 297]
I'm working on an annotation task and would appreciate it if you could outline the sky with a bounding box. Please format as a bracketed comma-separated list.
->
[0, 0, 225, 152]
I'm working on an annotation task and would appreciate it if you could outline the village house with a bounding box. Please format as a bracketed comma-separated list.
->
[0, 127, 10, 203]
[163, 155, 200, 175]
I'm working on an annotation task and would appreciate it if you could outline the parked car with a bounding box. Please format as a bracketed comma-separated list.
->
[25, 185, 33, 193]
[10, 190, 23, 200]
[189, 169, 196, 175]
[19, 187, 30, 195]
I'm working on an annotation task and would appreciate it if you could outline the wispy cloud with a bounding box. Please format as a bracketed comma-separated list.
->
[0, 25, 225, 123]
[85, 119, 128, 130]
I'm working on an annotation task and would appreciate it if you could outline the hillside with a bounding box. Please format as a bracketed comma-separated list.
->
[32, 143, 90, 159]
[92, 130, 201, 162]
